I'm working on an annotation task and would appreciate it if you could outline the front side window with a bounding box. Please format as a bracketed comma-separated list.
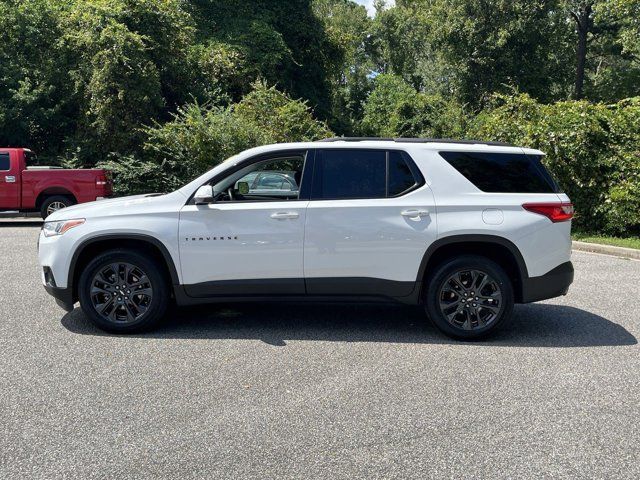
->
[312, 149, 422, 200]
[212, 155, 305, 202]
[0, 153, 9, 171]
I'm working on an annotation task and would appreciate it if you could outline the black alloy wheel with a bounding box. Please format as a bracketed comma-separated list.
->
[78, 250, 169, 333]
[424, 255, 514, 340]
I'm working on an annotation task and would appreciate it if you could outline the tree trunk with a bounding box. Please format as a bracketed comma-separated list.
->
[572, 2, 593, 99]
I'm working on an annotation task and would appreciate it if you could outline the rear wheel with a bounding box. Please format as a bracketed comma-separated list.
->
[424, 255, 514, 340]
[41, 195, 75, 219]
[78, 250, 169, 333]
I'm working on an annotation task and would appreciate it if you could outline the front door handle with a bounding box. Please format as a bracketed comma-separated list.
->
[401, 209, 429, 218]
[5, 175, 16, 183]
[270, 212, 299, 219]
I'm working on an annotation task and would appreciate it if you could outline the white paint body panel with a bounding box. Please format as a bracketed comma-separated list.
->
[179, 201, 308, 284]
[303, 188, 437, 282]
[38, 191, 185, 288]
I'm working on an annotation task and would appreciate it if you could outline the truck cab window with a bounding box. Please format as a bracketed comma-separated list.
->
[24, 151, 40, 167]
[0, 153, 10, 171]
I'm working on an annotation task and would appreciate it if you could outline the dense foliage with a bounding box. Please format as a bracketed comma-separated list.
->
[469, 95, 640, 235]
[100, 83, 331, 195]
[1, 0, 639, 234]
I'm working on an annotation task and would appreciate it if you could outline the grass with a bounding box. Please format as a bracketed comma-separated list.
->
[572, 232, 640, 250]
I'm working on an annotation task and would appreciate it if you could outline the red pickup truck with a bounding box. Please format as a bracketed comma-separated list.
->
[0, 148, 112, 218]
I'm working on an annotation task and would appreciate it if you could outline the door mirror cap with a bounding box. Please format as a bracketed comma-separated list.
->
[194, 185, 214, 205]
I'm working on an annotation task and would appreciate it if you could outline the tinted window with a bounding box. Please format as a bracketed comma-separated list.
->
[314, 149, 387, 199]
[0, 153, 9, 171]
[439, 151, 559, 193]
[388, 151, 418, 196]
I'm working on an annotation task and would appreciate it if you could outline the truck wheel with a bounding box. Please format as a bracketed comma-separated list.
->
[424, 255, 514, 340]
[78, 249, 169, 333]
[41, 195, 75, 219]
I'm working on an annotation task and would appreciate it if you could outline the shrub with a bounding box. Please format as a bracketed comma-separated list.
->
[361, 74, 468, 138]
[101, 83, 332, 194]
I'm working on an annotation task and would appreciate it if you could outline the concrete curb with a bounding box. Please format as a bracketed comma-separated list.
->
[572, 240, 640, 260]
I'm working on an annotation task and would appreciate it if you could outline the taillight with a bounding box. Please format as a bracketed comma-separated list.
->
[522, 202, 574, 222]
[96, 175, 107, 186]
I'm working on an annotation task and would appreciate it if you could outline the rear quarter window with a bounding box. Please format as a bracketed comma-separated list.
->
[439, 151, 560, 193]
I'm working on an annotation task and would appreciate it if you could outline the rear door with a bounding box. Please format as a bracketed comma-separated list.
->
[0, 150, 20, 209]
[303, 148, 437, 297]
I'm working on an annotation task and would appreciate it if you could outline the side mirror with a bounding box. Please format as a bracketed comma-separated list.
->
[194, 185, 214, 205]
[237, 181, 249, 195]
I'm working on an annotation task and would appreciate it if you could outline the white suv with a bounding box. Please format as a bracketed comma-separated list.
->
[38, 138, 574, 339]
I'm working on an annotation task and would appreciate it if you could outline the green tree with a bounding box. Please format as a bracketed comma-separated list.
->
[361, 74, 468, 138]
[189, 0, 342, 118]
[0, 0, 75, 161]
[313, 0, 374, 134]
[572, 0, 640, 101]
[234, 82, 332, 143]
[101, 83, 332, 195]
[61, 0, 201, 161]
[372, 0, 574, 105]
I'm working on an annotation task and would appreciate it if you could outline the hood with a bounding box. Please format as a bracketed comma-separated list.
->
[44, 192, 184, 222]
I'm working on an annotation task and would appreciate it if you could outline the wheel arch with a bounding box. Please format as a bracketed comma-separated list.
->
[36, 188, 77, 209]
[418, 235, 528, 303]
[68, 234, 179, 302]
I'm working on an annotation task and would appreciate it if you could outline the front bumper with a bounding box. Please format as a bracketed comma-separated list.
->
[520, 261, 574, 303]
[41, 259, 75, 312]
[44, 284, 75, 312]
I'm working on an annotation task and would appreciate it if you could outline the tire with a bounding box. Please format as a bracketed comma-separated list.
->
[41, 195, 75, 219]
[424, 255, 514, 340]
[78, 249, 169, 333]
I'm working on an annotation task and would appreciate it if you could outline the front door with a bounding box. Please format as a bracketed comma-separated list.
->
[178, 152, 310, 297]
[0, 151, 19, 209]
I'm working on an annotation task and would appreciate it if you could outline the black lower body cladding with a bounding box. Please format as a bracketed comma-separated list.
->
[520, 262, 574, 303]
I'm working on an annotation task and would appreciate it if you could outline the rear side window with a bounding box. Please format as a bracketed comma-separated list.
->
[313, 149, 387, 199]
[312, 149, 423, 200]
[0, 153, 9, 171]
[388, 150, 419, 196]
[439, 151, 560, 193]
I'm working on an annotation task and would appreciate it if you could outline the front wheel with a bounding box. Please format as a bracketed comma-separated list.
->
[78, 250, 169, 333]
[424, 255, 514, 340]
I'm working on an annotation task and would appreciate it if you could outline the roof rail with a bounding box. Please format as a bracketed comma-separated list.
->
[316, 137, 514, 147]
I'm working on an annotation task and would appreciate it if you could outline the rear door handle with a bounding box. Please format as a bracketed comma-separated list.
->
[401, 209, 429, 218]
[270, 212, 299, 219]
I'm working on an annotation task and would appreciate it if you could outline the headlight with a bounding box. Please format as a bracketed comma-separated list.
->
[42, 219, 85, 237]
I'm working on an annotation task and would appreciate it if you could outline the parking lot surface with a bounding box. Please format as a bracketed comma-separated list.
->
[1, 223, 639, 479]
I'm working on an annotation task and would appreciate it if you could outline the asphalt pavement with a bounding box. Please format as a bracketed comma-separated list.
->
[1, 223, 639, 479]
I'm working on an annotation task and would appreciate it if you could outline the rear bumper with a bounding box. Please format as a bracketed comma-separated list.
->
[44, 285, 74, 312]
[520, 261, 574, 303]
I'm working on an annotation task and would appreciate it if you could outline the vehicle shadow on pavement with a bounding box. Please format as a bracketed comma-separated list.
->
[60, 302, 637, 348]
